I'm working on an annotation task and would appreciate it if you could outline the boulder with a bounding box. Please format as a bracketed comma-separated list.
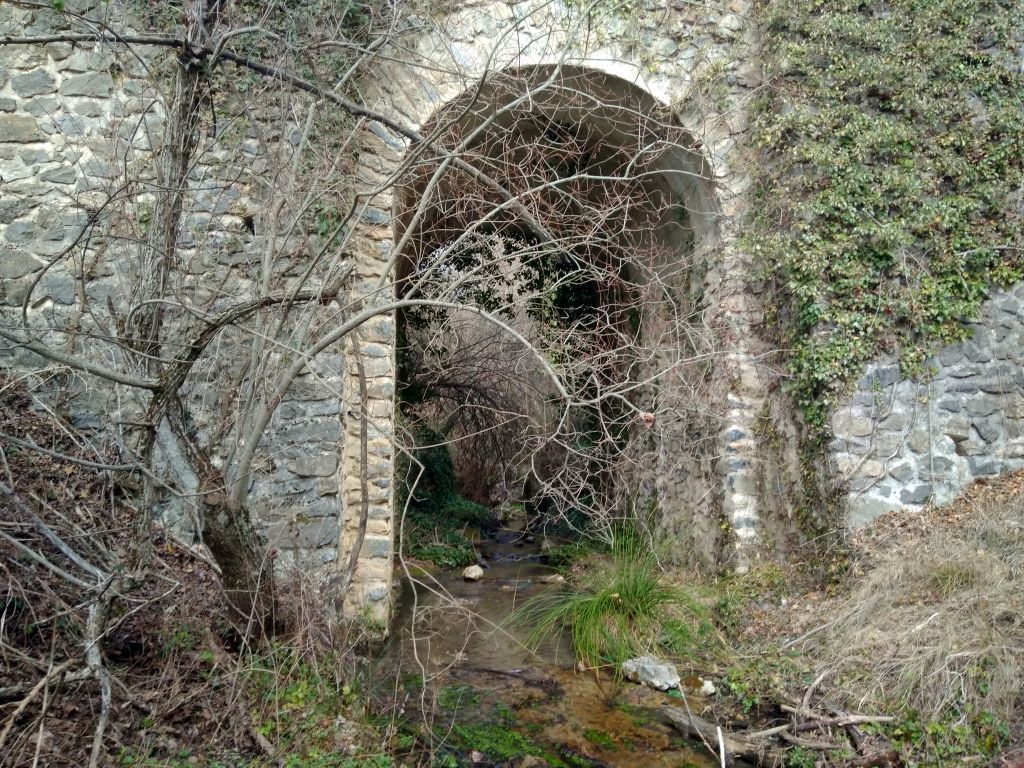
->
[462, 564, 484, 581]
[621, 655, 680, 691]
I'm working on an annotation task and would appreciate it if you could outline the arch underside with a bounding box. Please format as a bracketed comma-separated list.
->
[388, 64, 726, 564]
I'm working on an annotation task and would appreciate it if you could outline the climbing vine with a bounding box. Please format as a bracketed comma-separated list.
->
[752, 0, 1024, 430]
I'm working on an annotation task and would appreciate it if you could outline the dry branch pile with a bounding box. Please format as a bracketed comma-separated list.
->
[0, 376, 240, 766]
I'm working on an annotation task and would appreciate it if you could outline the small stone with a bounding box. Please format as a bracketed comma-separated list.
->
[699, 678, 717, 696]
[621, 655, 681, 691]
[539, 573, 565, 585]
[462, 564, 484, 581]
[653, 37, 678, 57]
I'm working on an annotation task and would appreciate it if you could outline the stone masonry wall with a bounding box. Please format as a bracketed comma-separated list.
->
[831, 281, 1024, 527]
[15, 0, 1007, 623]
[3, 0, 796, 621]
[0, 3, 349, 585]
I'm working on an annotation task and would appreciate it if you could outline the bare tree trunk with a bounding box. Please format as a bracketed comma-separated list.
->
[124, 0, 276, 631]
[166, 398, 277, 633]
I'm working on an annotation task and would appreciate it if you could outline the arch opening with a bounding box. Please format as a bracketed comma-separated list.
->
[391, 65, 719, 556]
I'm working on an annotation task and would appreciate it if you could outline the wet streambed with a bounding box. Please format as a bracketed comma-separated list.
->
[385, 531, 716, 768]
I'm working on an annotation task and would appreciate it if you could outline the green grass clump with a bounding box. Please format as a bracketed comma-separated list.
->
[512, 534, 717, 667]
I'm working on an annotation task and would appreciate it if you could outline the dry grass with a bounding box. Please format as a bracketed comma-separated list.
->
[808, 486, 1024, 723]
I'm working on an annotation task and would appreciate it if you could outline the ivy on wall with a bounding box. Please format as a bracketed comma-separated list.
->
[752, 0, 1024, 430]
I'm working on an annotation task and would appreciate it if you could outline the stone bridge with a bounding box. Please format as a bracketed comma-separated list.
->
[2, 0, 1023, 624]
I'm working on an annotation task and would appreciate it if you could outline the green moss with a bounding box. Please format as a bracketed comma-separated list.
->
[753, 0, 1024, 431]
[583, 728, 616, 749]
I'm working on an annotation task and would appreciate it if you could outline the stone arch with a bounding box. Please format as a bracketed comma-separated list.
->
[336, 56, 728, 621]
[395, 63, 721, 501]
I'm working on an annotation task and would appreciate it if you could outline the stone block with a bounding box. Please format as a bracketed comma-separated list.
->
[907, 426, 931, 454]
[967, 456, 1000, 476]
[977, 376, 1017, 394]
[975, 420, 1001, 443]
[12, 69, 56, 97]
[0, 115, 45, 143]
[45, 42, 73, 61]
[833, 410, 873, 437]
[0, 246, 44, 279]
[4, 221, 36, 244]
[899, 484, 932, 504]
[284, 454, 338, 477]
[60, 72, 114, 97]
[946, 377, 979, 393]
[961, 338, 992, 364]
[889, 461, 915, 483]
[946, 364, 978, 378]
[965, 395, 1000, 418]
[365, 585, 390, 602]
[266, 517, 339, 550]
[0, 196, 33, 224]
[943, 417, 972, 442]
[858, 364, 899, 390]
[872, 431, 907, 455]
[39, 165, 77, 184]
[360, 535, 392, 559]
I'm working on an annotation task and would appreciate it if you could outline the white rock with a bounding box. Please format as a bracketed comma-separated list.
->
[699, 678, 717, 696]
[539, 573, 565, 584]
[621, 655, 681, 691]
[462, 564, 484, 581]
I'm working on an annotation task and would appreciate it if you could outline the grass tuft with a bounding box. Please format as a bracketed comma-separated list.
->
[511, 533, 718, 667]
[809, 492, 1024, 723]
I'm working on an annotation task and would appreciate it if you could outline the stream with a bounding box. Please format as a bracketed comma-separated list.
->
[384, 529, 717, 768]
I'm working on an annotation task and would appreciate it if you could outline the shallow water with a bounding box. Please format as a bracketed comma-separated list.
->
[386, 531, 716, 767]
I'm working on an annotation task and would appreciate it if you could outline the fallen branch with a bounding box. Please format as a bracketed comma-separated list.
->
[659, 707, 788, 767]
[661, 706, 898, 767]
